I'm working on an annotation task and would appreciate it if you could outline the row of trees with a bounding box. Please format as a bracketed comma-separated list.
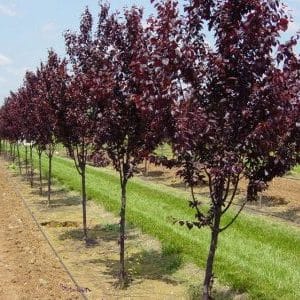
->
[0, 0, 299, 298]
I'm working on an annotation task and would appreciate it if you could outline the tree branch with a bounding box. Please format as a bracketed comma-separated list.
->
[222, 175, 240, 215]
[219, 199, 247, 232]
[204, 167, 216, 206]
[222, 175, 231, 203]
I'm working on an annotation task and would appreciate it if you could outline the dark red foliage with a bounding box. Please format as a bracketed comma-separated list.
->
[141, 0, 300, 298]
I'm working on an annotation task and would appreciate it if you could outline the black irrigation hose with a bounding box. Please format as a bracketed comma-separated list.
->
[2, 165, 88, 300]
[231, 201, 300, 226]
[283, 176, 300, 181]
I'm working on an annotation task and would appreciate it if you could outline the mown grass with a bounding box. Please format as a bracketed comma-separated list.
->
[154, 143, 174, 159]
[18, 150, 300, 299]
[292, 165, 300, 174]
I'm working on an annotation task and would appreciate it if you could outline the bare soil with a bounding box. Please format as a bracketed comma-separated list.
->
[0, 161, 80, 300]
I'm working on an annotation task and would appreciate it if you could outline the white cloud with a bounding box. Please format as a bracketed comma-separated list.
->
[41, 22, 57, 34]
[0, 53, 12, 66]
[0, 4, 17, 16]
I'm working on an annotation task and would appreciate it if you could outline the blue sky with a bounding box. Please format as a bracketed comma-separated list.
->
[0, 0, 299, 104]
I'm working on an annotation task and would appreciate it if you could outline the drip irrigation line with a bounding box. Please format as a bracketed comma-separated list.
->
[2, 165, 88, 300]
[230, 200, 300, 226]
[282, 176, 300, 181]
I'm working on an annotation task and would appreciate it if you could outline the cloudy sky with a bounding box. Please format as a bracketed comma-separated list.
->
[0, 0, 299, 104]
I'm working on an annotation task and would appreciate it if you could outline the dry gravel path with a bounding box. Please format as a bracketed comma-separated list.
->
[0, 162, 80, 300]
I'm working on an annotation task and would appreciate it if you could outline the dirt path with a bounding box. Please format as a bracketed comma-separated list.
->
[0, 163, 80, 300]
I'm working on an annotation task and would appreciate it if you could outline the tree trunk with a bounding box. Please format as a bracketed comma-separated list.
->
[119, 179, 127, 287]
[81, 164, 88, 242]
[38, 150, 43, 195]
[5, 140, 8, 158]
[12, 143, 16, 163]
[17, 143, 22, 174]
[6, 141, 9, 158]
[47, 154, 52, 206]
[202, 208, 222, 300]
[9, 143, 13, 160]
[247, 179, 258, 202]
[29, 144, 34, 188]
[25, 146, 28, 179]
[144, 159, 148, 176]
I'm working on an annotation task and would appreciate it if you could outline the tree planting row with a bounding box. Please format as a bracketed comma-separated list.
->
[0, 1, 299, 298]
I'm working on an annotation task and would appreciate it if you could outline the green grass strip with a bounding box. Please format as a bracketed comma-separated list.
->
[17, 148, 300, 299]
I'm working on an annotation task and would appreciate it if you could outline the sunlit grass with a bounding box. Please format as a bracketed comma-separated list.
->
[293, 165, 300, 174]
[18, 149, 300, 299]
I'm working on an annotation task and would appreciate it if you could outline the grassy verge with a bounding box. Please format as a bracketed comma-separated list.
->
[292, 165, 300, 175]
[14, 149, 300, 299]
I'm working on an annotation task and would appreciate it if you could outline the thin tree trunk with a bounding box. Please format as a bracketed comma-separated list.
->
[47, 153, 53, 206]
[17, 143, 22, 174]
[12, 143, 16, 163]
[202, 208, 221, 300]
[38, 150, 43, 195]
[6, 141, 9, 158]
[5, 141, 8, 158]
[144, 159, 148, 176]
[0, 139, 2, 155]
[29, 144, 34, 188]
[81, 164, 88, 242]
[25, 146, 28, 179]
[247, 179, 258, 202]
[9, 143, 13, 160]
[119, 179, 127, 287]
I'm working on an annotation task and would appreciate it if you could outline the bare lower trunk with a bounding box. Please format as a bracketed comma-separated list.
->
[9, 143, 13, 160]
[247, 179, 258, 202]
[119, 179, 127, 287]
[81, 165, 88, 242]
[17, 143, 22, 174]
[29, 144, 34, 188]
[38, 150, 43, 195]
[47, 154, 52, 206]
[6, 141, 9, 158]
[25, 146, 28, 179]
[12, 143, 16, 163]
[202, 207, 221, 300]
[144, 159, 148, 176]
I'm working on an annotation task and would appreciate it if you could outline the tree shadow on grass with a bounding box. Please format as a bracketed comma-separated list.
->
[59, 223, 138, 246]
[188, 282, 249, 300]
[49, 195, 82, 207]
[28, 184, 81, 207]
[273, 207, 300, 223]
[87, 246, 183, 286]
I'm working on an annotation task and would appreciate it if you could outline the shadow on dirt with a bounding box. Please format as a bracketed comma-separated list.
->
[273, 207, 300, 223]
[58, 223, 138, 245]
[87, 247, 183, 286]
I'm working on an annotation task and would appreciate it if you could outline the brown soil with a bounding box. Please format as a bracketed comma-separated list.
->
[138, 163, 300, 225]
[0, 158, 249, 299]
[0, 162, 80, 300]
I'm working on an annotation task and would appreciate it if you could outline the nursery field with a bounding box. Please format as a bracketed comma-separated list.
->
[6, 151, 298, 300]
[1, 0, 299, 299]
